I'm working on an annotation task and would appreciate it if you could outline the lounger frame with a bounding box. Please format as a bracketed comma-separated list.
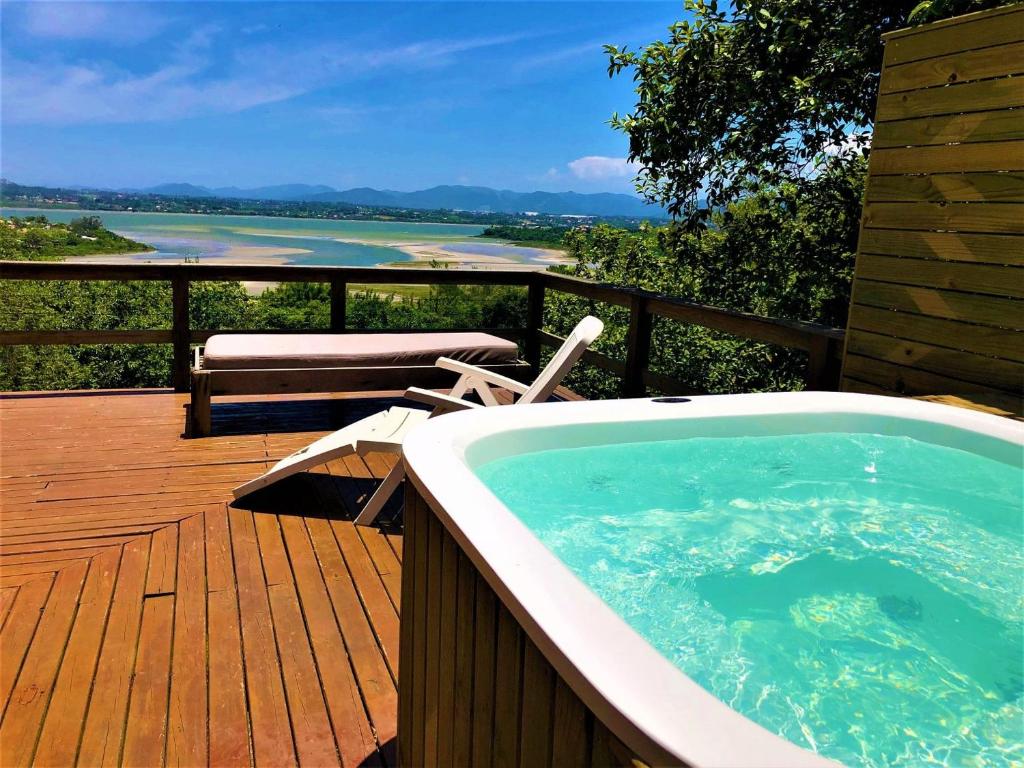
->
[188, 347, 529, 437]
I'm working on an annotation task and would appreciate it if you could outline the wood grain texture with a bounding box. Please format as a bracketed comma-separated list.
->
[881, 40, 1024, 93]
[851, 279, 1024, 327]
[853, 253, 1024, 298]
[843, 3, 1024, 414]
[398, 480, 652, 768]
[0, 388, 435, 766]
[883, 7, 1024, 65]
[866, 173, 1024, 203]
[869, 141, 1024, 175]
[871, 108, 1024, 148]
[862, 202, 1024, 235]
[875, 77, 1024, 122]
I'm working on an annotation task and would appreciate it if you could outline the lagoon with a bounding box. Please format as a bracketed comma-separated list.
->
[1, 208, 565, 268]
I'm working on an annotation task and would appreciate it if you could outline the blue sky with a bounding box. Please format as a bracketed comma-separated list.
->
[1, 1, 683, 194]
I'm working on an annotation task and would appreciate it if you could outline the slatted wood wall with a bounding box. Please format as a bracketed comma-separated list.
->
[398, 487, 650, 768]
[841, 3, 1024, 417]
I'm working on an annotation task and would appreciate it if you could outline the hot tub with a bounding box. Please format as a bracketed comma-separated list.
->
[398, 392, 1023, 767]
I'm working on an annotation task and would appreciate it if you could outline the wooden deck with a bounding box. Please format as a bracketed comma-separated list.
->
[0, 389, 420, 767]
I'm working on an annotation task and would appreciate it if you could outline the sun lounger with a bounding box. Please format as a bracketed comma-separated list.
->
[189, 331, 527, 436]
[232, 316, 604, 526]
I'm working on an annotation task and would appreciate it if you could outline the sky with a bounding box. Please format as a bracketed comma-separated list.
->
[0, 1, 684, 195]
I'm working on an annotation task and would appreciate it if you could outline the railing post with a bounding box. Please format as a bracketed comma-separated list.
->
[805, 334, 844, 391]
[331, 279, 347, 331]
[622, 292, 652, 397]
[171, 277, 190, 392]
[525, 278, 545, 376]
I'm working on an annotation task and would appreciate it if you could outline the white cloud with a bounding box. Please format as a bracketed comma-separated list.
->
[1, 24, 300, 125]
[1, 27, 533, 126]
[567, 155, 638, 181]
[20, 2, 169, 43]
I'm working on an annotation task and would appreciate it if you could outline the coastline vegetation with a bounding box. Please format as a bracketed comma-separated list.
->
[0, 180, 650, 230]
[1, 215, 153, 261]
[477, 225, 566, 250]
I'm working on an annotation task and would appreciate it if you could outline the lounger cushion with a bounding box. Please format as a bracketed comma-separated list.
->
[201, 332, 519, 370]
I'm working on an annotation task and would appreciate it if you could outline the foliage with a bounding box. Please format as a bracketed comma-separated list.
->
[545, 161, 863, 397]
[1, 215, 152, 261]
[0, 278, 173, 390]
[478, 225, 568, 249]
[346, 284, 526, 331]
[606, 0, 1008, 222]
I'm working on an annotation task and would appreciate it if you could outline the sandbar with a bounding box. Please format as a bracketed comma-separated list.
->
[393, 242, 572, 270]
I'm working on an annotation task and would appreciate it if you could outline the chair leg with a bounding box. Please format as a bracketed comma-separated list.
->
[354, 462, 406, 526]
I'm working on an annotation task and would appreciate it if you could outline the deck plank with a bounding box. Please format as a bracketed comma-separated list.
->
[121, 593, 175, 768]
[0, 587, 19, 632]
[257, 513, 343, 768]
[0, 575, 54, 717]
[333, 521, 401, 678]
[0, 560, 88, 767]
[231, 510, 298, 767]
[77, 537, 151, 767]
[279, 515, 384, 767]
[33, 547, 121, 767]
[145, 523, 179, 596]
[204, 506, 252, 767]
[166, 513, 208, 767]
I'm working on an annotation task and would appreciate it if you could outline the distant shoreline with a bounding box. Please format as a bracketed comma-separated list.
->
[8, 206, 571, 269]
[1, 204, 496, 229]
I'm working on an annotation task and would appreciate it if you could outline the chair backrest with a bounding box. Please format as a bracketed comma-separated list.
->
[519, 315, 603, 404]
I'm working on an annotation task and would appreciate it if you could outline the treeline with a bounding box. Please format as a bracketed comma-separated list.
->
[478, 225, 567, 250]
[2, 181, 608, 227]
[1, 215, 153, 261]
[0, 281, 529, 391]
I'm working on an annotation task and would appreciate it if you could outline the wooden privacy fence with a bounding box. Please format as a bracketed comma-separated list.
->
[0, 262, 844, 396]
[842, 3, 1024, 415]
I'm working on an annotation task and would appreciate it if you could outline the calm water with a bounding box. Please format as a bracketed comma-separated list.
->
[476, 432, 1024, 767]
[2, 207, 556, 266]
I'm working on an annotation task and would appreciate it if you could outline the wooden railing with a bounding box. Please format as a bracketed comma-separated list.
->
[0, 261, 845, 395]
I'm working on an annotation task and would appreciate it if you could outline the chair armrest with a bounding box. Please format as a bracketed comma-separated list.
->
[405, 387, 483, 413]
[435, 357, 529, 394]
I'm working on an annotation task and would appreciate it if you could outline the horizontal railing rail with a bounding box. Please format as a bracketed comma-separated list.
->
[0, 261, 845, 395]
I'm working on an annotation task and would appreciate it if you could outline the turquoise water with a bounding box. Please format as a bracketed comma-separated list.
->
[1, 207, 499, 266]
[476, 432, 1024, 767]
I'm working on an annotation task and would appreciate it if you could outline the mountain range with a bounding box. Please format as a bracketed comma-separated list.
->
[124, 182, 659, 217]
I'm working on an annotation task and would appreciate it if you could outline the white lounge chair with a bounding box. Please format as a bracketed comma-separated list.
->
[232, 316, 604, 526]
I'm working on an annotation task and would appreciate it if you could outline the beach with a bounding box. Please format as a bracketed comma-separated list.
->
[64, 238, 572, 294]
[396, 241, 571, 269]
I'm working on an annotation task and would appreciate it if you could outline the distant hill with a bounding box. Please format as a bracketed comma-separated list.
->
[125, 183, 337, 201]
[127, 182, 659, 217]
